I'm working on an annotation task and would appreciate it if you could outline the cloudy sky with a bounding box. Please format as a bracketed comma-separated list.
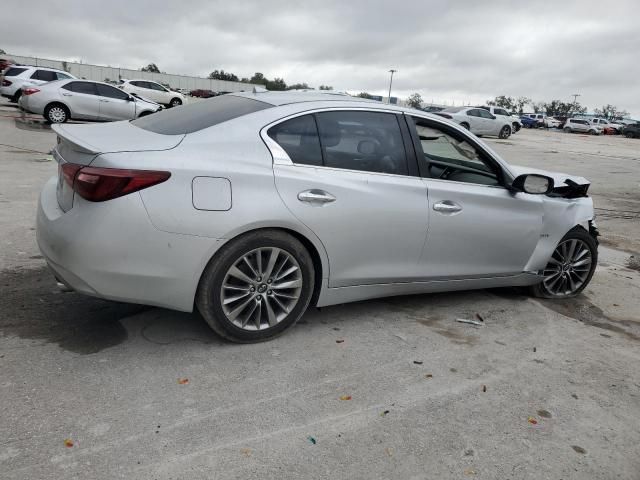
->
[3, 0, 639, 116]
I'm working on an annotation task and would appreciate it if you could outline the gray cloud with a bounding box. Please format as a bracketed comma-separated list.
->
[3, 0, 639, 116]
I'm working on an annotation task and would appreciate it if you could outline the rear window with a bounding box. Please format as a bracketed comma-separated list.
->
[441, 107, 464, 113]
[4, 67, 27, 77]
[132, 95, 272, 134]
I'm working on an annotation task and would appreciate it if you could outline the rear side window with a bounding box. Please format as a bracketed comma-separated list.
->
[30, 70, 58, 81]
[56, 72, 72, 80]
[130, 81, 145, 87]
[4, 67, 27, 77]
[315, 111, 408, 175]
[132, 94, 272, 134]
[267, 115, 323, 166]
[63, 81, 97, 95]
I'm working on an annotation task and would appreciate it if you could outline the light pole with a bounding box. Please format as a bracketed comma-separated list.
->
[387, 69, 396, 104]
[570, 93, 581, 115]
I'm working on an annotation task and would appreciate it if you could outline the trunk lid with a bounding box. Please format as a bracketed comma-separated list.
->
[53, 121, 183, 211]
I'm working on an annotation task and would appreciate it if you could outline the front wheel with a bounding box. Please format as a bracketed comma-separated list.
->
[530, 228, 597, 299]
[196, 230, 315, 343]
[460, 122, 470, 130]
[564, 127, 572, 133]
[169, 98, 182, 107]
[625, 132, 635, 138]
[44, 104, 69, 123]
[498, 125, 511, 139]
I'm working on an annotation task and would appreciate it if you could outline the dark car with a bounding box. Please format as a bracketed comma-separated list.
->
[190, 89, 216, 98]
[519, 116, 539, 128]
[623, 123, 640, 138]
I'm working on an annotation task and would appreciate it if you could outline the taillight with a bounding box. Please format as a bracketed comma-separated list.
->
[63, 164, 170, 202]
[23, 87, 40, 95]
[1, 79, 11, 86]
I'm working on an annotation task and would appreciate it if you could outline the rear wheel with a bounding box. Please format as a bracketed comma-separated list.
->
[625, 132, 635, 138]
[498, 125, 511, 139]
[169, 98, 182, 107]
[564, 127, 572, 133]
[530, 228, 597, 299]
[44, 103, 69, 123]
[11, 90, 22, 103]
[196, 230, 315, 343]
[512, 122, 521, 132]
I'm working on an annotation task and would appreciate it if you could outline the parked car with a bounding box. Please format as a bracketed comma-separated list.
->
[478, 106, 522, 133]
[19, 79, 161, 123]
[588, 118, 623, 133]
[0, 66, 75, 103]
[525, 113, 546, 127]
[622, 123, 640, 138]
[519, 116, 539, 128]
[37, 92, 598, 342]
[119, 79, 185, 107]
[544, 117, 563, 128]
[563, 118, 602, 135]
[190, 89, 216, 98]
[435, 107, 512, 138]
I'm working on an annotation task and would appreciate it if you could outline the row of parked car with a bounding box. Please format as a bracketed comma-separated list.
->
[518, 113, 631, 135]
[0, 64, 193, 122]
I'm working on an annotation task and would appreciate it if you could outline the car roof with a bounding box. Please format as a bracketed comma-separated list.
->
[230, 90, 389, 108]
[11, 65, 68, 73]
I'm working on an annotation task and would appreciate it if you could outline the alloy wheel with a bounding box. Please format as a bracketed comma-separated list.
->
[220, 247, 303, 330]
[48, 107, 67, 123]
[541, 238, 593, 296]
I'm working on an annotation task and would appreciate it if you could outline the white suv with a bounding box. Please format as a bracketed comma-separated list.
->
[563, 118, 602, 135]
[119, 79, 185, 107]
[589, 117, 623, 133]
[1, 66, 75, 102]
[479, 106, 522, 133]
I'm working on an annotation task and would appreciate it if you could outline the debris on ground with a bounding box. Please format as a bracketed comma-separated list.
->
[527, 416, 538, 425]
[380, 410, 390, 416]
[339, 395, 352, 401]
[240, 448, 252, 457]
[464, 468, 477, 475]
[335, 339, 345, 344]
[63, 439, 74, 448]
[571, 445, 587, 454]
[178, 378, 189, 385]
[307, 436, 317, 445]
[456, 318, 483, 326]
[384, 447, 394, 457]
[571, 393, 579, 399]
[537, 409, 552, 418]
[482, 385, 487, 392]
[533, 347, 537, 352]
[393, 333, 408, 342]
[413, 360, 423, 365]
[474, 313, 485, 322]
[424, 374, 433, 379]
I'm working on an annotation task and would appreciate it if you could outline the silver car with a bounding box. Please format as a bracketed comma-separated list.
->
[37, 92, 598, 342]
[19, 79, 161, 123]
[436, 107, 513, 138]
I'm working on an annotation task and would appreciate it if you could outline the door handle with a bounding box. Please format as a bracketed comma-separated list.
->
[61, 93, 73, 96]
[433, 201, 462, 214]
[297, 189, 336, 205]
[99, 99, 109, 103]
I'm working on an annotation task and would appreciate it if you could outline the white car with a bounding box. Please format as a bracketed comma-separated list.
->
[478, 106, 522, 133]
[1, 65, 75, 102]
[436, 107, 512, 138]
[19, 79, 161, 123]
[589, 117, 623, 133]
[544, 117, 563, 128]
[119, 79, 185, 108]
[563, 118, 602, 135]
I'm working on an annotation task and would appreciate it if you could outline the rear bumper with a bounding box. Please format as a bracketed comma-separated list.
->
[37, 176, 224, 312]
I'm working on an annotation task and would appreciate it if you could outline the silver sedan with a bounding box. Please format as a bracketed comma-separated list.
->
[18, 79, 161, 123]
[37, 92, 598, 342]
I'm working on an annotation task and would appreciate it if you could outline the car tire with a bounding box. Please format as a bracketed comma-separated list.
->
[196, 230, 315, 343]
[589, 129, 598, 135]
[530, 227, 598, 299]
[564, 127, 572, 133]
[11, 90, 22, 103]
[512, 123, 521, 132]
[44, 103, 69, 123]
[460, 122, 470, 130]
[169, 98, 182, 108]
[498, 125, 511, 139]
[625, 132, 635, 138]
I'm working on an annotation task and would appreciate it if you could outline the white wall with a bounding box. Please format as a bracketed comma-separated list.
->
[4, 53, 261, 92]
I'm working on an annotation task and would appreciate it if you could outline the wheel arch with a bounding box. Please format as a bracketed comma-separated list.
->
[193, 225, 328, 310]
[44, 101, 71, 120]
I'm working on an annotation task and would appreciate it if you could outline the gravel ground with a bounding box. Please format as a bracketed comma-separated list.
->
[1, 99, 639, 479]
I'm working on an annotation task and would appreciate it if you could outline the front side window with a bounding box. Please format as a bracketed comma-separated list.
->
[477, 109, 494, 119]
[315, 111, 408, 175]
[467, 109, 480, 117]
[148, 82, 166, 91]
[410, 116, 500, 186]
[62, 81, 97, 95]
[267, 115, 323, 166]
[495, 108, 509, 116]
[31, 70, 57, 81]
[96, 84, 129, 100]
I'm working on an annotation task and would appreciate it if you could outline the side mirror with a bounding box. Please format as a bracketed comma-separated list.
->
[512, 174, 554, 194]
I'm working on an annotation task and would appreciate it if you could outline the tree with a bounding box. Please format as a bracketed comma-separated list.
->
[487, 95, 515, 111]
[266, 77, 287, 91]
[286, 83, 310, 90]
[406, 93, 423, 109]
[208, 69, 239, 82]
[61, 61, 70, 73]
[0, 48, 5, 54]
[594, 104, 628, 121]
[531, 101, 545, 113]
[319, 85, 333, 90]
[141, 63, 160, 73]
[514, 96, 531, 114]
[357, 92, 375, 99]
[249, 72, 267, 85]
